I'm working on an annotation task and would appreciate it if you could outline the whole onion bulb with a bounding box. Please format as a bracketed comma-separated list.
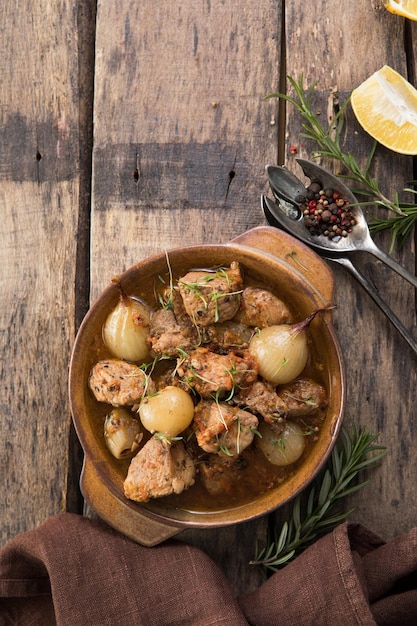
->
[104, 408, 143, 459]
[139, 386, 195, 437]
[249, 308, 328, 385]
[103, 285, 151, 363]
[256, 421, 305, 466]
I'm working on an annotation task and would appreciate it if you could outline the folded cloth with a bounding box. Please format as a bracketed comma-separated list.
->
[0, 513, 416, 626]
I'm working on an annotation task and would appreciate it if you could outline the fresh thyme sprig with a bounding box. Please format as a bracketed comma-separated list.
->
[156, 250, 175, 311]
[267, 75, 417, 250]
[154, 432, 183, 443]
[250, 424, 386, 573]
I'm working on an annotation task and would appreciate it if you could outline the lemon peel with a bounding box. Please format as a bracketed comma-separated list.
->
[384, 0, 417, 20]
[351, 65, 417, 155]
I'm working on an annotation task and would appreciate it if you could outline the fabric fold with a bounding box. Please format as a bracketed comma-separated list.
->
[1, 513, 417, 625]
[239, 523, 376, 626]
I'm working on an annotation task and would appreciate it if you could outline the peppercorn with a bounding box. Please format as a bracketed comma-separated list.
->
[309, 182, 321, 194]
[299, 179, 357, 241]
[295, 194, 306, 204]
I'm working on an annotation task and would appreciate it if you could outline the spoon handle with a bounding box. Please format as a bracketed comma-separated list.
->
[326, 255, 417, 356]
[367, 243, 417, 289]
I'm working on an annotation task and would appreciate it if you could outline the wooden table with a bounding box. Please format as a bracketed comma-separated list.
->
[2, 0, 417, 596]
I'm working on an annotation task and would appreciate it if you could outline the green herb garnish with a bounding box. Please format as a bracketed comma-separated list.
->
[154, 432, 183, 443]
[250, 424, 386, 572]
[267, 75, 417, 250]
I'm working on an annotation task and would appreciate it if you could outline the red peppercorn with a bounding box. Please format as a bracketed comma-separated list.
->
[300, 180, 357, 242]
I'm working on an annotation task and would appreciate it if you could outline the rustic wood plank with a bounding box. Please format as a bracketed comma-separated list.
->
[91, 0, 282, 297]
[0, 1, 91, 545]
[2, 0, 416, 602]
[281, 0, 417, 541]
[91, 0, 282, 595]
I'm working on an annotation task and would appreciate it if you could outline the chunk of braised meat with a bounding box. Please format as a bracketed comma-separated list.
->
[193, 399, 258, 456]
[177, 262, 243, 327]
[162, 285, 195, 327]
[147, 307, 199, 358]
[89, 359, 154, 406]
[234, 380, 288, 435]
[200, 455, 248, 496]
[153, 366, 193, 396]
[201, 321, 253, 351]
[233, 286, 292, 328]
[278, 378, 328, 418]
[123, 435, 195, 502]
[176, 347, 258, 398]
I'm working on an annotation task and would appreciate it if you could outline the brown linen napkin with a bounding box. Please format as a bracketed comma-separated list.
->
[0, 513, 417, 626]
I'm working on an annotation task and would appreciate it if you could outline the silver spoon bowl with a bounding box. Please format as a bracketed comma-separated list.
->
[262, 197, 417, 356]
[266, 158, 417, 289]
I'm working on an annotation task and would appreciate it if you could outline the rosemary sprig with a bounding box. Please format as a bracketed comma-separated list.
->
[250, 424, 386, 573]
[267, 75, 417, 250]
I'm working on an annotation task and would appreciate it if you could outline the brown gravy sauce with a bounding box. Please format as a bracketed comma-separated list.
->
[86, 265, 329, 512]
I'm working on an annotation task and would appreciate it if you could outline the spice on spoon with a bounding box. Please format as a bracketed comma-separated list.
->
[299, 179, 358, 241]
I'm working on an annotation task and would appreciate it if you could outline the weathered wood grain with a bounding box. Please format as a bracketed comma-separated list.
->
[281, 0, 417, 540]
[90, 0, 282, 298]
[3, 0, 417, 602]
[0, 1, 93, 545]
[91, 0, 282, 594]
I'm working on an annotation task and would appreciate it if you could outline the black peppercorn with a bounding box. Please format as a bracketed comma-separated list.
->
[299, 179, 357, 241]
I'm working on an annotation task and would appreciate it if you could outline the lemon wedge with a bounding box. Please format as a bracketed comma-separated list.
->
[384, 0, 417, 20]
[350, 65, 417, 155]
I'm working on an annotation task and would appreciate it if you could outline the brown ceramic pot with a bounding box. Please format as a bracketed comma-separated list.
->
[69, 226, 345, 546]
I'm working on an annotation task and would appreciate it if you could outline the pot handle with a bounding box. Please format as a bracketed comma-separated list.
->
[80, 458, 182, 546]
[230, 226, 335, 305]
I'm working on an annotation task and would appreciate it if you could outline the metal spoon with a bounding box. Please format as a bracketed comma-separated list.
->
[266, 158, 417, 289]
[262, 197, 417, 355]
